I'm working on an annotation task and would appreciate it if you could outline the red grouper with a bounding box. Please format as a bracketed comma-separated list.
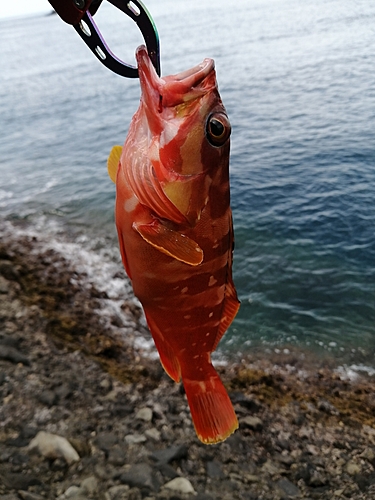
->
[107, 45, 240, 444]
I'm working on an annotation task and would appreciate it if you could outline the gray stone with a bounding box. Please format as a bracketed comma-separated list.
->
[261, 460, 282, 476]
[81, 476, 98, 495]
[38, 389, 57, 407]
[346, 460, 362, 476]
[135, 407, 153, 422]
[206, 460, 225, 479]
[124, 433, 147, 444]
[241, 416, 263, 431]
[0, 345, 30, 365]
[105, 485, 130, 500]
[163, 477, 195, 494]
[145, 428, 161, 442]
[28, 431, 80, 464]
[108, 445, 126, 466]
[150, 444, 188, 464]
[95, 432, 118, 451]
[19, 493, 45, 500]
[0, 276, 10, 293]
[1, 472, 41, 490]
[276, 478, 300, 497]
[120, 463, 157, 491]
[57, 486, 86, 499]
[0, 260, 19, 280]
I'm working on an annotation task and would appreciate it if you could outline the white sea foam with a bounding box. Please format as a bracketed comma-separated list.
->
[335, 364, 375, 381]
[0, 218, 156, 357]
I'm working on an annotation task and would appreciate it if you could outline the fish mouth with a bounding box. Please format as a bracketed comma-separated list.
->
[136, 45, 216, 108]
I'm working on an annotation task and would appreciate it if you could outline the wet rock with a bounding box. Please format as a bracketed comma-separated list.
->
[1, 472, 41, 490]
[0, 334, 20, 348]
[150, 444, 188, 464]
[120, 463, 158, 491]
[206, 460, 225, 479]
[0, 345, 30, 365]
[156, 463, 180, 480]
[230, 392, 262, 411]
[163, 477, 195, 494]
[0, 260, 19, 280]
[28, 431, 80, 464]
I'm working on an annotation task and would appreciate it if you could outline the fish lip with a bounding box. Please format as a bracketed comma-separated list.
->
[136, 45, 215, 107]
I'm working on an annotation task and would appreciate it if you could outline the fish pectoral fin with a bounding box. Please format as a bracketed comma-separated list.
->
[212, 279, 240, 351]
[133, 220, 203, 266]
[107, 145, 123, 183]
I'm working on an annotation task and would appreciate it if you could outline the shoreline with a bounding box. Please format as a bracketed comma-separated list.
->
[1, 220, 375, 499]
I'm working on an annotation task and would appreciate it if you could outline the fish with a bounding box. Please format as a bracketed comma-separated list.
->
[107, 45, 240, 444]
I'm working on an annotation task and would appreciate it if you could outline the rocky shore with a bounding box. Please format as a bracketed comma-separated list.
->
[1, 221, 375, 500]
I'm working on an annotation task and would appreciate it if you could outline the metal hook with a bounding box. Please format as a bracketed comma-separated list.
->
[49, 0, 160, 77]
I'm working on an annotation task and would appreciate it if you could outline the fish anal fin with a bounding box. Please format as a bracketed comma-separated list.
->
[107, 145, 123, 183]
[145, 313, 181, 382]
[212, 279, 240, 351]
[182, 361, 238, 444]
[133, 220, 203, 266]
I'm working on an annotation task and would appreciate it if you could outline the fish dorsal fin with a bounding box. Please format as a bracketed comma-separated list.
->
[211, 278, 240, 351]
[133, 220, 203, 266]
[107, 145, 123, 183]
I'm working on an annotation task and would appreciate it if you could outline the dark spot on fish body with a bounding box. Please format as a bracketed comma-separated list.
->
[158, 94, 163, 113]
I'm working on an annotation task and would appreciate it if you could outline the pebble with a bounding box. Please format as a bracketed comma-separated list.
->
[57, 486, 86, 499]
[81, 476, 98, 495]
[345, 460, 362, 476]
[124, 433, 147, 444]
[276, 478, 300, 497]
[150, 444, 188, 464]
[28, 431, 80, 465]
[120, 463, 157, 491]
[241, 416, 263, 431]
[135, 407, 153, 422]
[145, 428, 161, 442]
[163, 477, 195, 494]
[105, 485, 130, 500]
[18, 493, 45, 500]
[0, 345, 30, 365]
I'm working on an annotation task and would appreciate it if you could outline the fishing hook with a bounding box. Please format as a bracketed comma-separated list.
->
[48, 0, 160, 77]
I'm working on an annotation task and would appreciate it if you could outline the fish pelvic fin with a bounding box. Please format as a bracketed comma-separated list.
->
[107, 145, 123, 183]
[181, 358, 238, 444]
[145, 312, 181, 383]
[133, 219, 203, 266]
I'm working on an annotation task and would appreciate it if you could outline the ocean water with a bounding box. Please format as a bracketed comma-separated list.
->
[1, 0, 375, 369]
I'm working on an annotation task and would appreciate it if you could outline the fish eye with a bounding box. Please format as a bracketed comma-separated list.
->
[206, 113, 231, 147]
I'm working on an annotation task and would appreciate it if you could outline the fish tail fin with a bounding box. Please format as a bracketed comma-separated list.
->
[181, 359, 238, 444]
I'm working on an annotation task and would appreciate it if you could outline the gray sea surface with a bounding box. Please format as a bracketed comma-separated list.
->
[1, 0, 374, 369]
